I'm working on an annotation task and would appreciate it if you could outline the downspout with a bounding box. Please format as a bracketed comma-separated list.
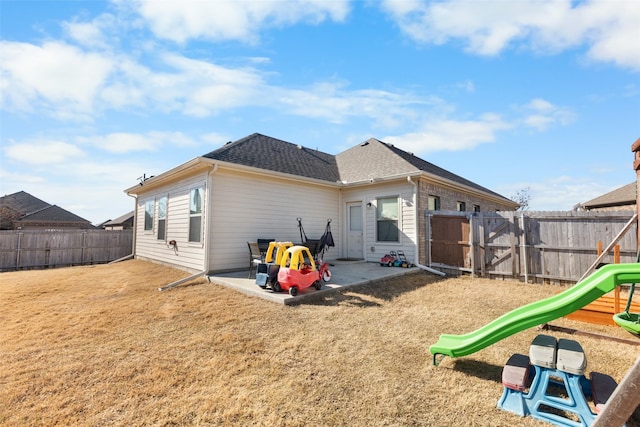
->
[203, 163, 218, 275]
[127, 193, 138, 259]
[407, 176, 445, 277]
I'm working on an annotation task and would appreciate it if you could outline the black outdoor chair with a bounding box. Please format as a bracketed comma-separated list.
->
[247, 241, 263, 278]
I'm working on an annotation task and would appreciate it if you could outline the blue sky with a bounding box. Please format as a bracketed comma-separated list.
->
[1, 0, 639, 224]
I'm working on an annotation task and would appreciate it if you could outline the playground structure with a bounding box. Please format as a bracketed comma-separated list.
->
[429, 262, 640, 363]
[430, 137, 640, 426]
[498, 334, 621, 426]
[565, 243, 640, 327]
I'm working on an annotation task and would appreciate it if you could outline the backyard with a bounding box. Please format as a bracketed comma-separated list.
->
[1, 260, 639, 426]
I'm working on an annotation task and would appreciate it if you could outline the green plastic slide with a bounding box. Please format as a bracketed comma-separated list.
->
[429, 263, 640, 363]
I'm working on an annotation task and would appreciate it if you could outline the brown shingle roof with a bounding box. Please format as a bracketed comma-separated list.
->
[582, 182, 636, 209]
[0, 191, 50, 216]
[336, 138, 510, 200]
[197, 133, 512, 203]
[203, 133, 340, 182]
[18, 205, 93, 225]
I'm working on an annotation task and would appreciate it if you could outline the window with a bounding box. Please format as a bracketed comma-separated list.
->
[189, 187, 203, 242]
[157, 196, 167, 240]
[144, 200, 154, 231]
[473, 204, 480, 212]
[428, 195, 441, 211]
[376, 197, 399, 242]
[457, 201, 466, 212]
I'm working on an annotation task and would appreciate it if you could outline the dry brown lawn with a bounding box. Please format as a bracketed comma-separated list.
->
[1, 260, 639, 426]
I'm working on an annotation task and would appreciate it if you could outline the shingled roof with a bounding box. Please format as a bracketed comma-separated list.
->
[18, 205, 93, 225]
[581, 182, 636, 209]
[198, 133, 512, 203]
[202, 133, 340, 182]
[335, 138, 510, 200]
[0, 191, 50, 216]
[0, 191, 93, 229]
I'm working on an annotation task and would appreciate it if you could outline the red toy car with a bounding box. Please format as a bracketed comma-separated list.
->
[380, 251, 397, 267]
[275, 245, 331, 296]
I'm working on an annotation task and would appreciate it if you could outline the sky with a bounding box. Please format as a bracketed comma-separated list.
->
[1, 0, 639, 224]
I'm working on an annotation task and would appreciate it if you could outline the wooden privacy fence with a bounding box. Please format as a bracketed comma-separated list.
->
[0, 230, 133, 271]
[426, 211, 637, 283]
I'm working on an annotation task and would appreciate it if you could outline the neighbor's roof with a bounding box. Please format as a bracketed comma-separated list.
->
[17, 205, 93, 225]
[0, 191, 50, 216]
[103, 211, 134, 226]
[336, 138, 512, 201]
[582, 182, 636, 209]
[202, 133, 340, 182]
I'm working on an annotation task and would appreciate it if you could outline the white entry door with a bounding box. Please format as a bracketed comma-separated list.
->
[347, 202, 364, 259]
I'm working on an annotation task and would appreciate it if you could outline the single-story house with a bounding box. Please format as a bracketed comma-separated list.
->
[101, 211, 134, 230]
[125, 133, 518, 274]
[0, 191, 94, 230]
[575, 182, 636, 212]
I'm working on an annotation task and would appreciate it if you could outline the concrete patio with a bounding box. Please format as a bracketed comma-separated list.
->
[208, 259, 425, 305]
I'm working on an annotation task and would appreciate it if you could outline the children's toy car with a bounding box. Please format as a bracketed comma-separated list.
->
[255, 241, 293, 289]
[275, 245, 331, 296]
[380, 251, 397, 267]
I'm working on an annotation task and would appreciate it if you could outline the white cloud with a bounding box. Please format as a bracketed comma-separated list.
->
[0, 41, 113, 118]
[126, 0, 350, 43]
[383, 113, 511, 154]
[274, 81, 440, 127]
[63, 14, 117, 49]
[381, 0, 640, 70]
[519, 98, 576, 131]
[3, 140, 86, 165]
[77, 131, 198, 153]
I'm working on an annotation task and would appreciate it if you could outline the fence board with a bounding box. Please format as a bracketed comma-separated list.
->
[0, 230, 133, 271]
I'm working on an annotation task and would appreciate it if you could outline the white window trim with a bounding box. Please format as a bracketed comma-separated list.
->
[375, 195, 401, 244]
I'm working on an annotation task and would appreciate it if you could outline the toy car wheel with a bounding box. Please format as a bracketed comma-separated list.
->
[289, 286, 298, 296]
[322, 270, 331, 282]
[387, 261, 393, 267]
[271, 281, 281, 292]
[314, 281, 322, 290]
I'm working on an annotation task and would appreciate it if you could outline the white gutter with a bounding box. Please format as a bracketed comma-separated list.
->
[203, 163, 218, 274]
[127, 192, 137, 259]
[407, 175, 446, 277]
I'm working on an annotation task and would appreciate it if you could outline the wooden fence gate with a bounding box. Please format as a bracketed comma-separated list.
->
[426, 211, 637, 283]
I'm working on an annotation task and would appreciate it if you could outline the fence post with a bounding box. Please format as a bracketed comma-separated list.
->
[520, 213, 528, 283]
[16, 230, 22, 269]
[82, 230, 87, 265]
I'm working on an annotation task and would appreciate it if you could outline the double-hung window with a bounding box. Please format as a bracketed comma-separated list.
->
[189, 187, 203, 243]
[144, 200, 154, 231]
[157, 196, 167, 240]
[376, 197, 399, 242]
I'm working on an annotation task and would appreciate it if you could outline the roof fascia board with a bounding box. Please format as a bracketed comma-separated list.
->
[341, 171, 423, 187]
